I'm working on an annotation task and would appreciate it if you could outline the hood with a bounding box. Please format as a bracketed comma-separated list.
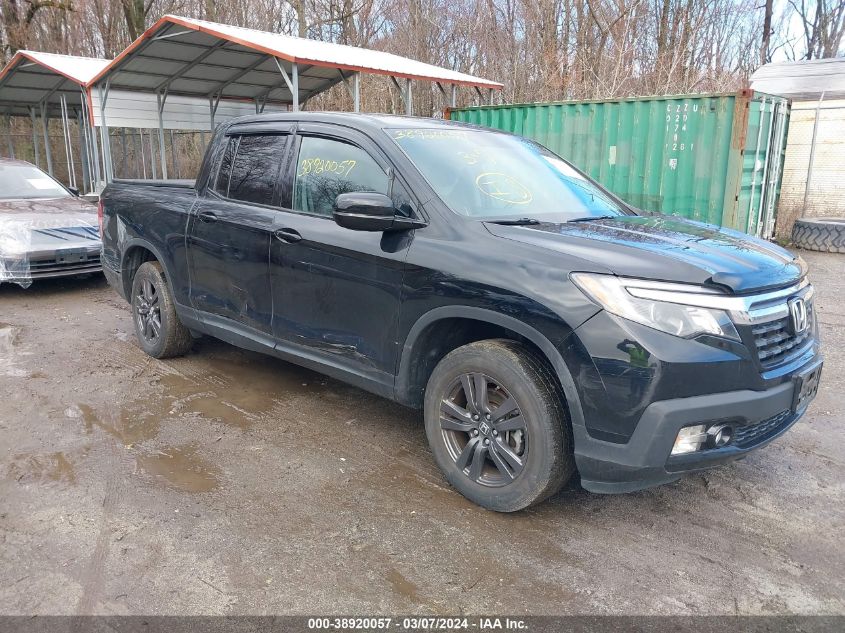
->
[0, 195, 95, 216]
[484, 215, 805, 294]
[0, 197, 99, 256]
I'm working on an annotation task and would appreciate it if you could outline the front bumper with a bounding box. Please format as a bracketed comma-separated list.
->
[574, 357, 822, 493]
[0, 245, 102, 285]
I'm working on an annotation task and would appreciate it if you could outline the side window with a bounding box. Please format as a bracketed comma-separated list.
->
[293, 136, 389, 217]
[213, 136, 238, 197]
[227, 134, 288, 205]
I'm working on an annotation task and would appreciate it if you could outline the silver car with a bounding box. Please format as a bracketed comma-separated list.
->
[0, 159, 101, 288]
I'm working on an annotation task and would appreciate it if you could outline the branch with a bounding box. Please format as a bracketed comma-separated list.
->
[25, 0, 73, 25]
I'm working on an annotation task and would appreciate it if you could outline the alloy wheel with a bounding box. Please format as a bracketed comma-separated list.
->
[439, 372, 528, 487]
[135, 278, 161, 343]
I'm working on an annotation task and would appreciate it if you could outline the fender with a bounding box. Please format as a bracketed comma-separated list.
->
[119, 237, 171, 291]
[119, 236, 201, 326]
[396, 305, 586, 429]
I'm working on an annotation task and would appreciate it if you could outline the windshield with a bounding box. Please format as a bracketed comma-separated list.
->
[0, 163, 69, 200]
[388, 128, 629, 222]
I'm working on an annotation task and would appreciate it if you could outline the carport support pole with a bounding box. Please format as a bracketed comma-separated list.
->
[803, 91, 825, 216]
[40, 102, 54, 176]
[148, 130, 157, 180]
[292, 63, 299, 112]
[60, 94, 77, 189]
[137, 128, 145, 178]
[98, 83, 113, 183]
[209, 94, 221, 129]
[82, 89, 102, 189]
[353, 73, 360, 112]
[4, 113, 13, 158]
[83, 90, 102, 190]
[170, 130, 179, 179]
[450, 84, 457, 108]
[488, 88, 494, 106]
[405, 78, 413, 116]
[156, 92, 168, 179]
[30, 108, 40, 168]
[78, 110, 90, 193]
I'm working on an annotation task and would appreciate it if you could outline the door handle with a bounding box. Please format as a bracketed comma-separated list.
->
[198, 211, 218, 223]
[274, 227, 302, 243]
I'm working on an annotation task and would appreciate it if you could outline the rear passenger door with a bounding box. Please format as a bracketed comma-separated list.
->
[188, 129, 291, 337]
[269, 125, 419, 390]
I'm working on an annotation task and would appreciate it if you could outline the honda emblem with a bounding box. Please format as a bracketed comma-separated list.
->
[787, 297, 809, 334]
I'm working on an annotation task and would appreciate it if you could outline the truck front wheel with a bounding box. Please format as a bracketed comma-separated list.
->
[424, 339, 575, 512]
[130, 261, 193, 359]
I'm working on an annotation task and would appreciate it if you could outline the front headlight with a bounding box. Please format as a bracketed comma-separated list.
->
[571, 273, 740, 341]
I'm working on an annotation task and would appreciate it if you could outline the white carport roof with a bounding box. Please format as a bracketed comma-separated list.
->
[88, 14, 502, 108]
[0, 51, 110, 116]
[751, 58, 845, 100]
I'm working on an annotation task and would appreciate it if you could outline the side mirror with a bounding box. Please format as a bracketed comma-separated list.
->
[333, 192, 396, 231]
[68, 186, 80, 197]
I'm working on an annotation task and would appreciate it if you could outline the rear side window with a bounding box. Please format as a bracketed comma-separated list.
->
[292, 136, 388, 217]
[227, 135, 288, 205]
[213, 134, 287, 205]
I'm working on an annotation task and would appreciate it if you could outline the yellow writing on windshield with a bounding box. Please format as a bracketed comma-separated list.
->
[475, 172, 533, 205]
[297, 157, 356, 178]
[458, 149, 482, 165]
[391, 129, 470, 141]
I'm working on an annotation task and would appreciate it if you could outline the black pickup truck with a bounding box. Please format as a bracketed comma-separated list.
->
[100, 113, 822, 511]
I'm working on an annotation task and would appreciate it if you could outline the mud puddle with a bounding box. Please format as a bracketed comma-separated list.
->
[71, 403, 219, 493]
[136, 444, 219, 492]
[74, 403, 161, 447]
[155, 347, 332, 430]
[386, 568, 423, 604]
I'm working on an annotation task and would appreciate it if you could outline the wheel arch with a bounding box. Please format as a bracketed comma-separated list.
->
[120, 239, 171, 300]
[395, 306, 584, 427]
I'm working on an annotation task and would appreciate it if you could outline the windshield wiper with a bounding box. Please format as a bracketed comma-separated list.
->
[486, 218, 542, 226]
[567, 215, 618, 223]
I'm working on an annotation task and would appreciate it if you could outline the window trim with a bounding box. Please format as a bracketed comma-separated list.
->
[211, 135, 239, 199]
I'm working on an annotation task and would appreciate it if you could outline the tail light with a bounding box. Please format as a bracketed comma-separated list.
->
[97, 198, 104, 238]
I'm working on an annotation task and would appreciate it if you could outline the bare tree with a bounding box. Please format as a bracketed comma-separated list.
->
[4, 0, 842, 107]
[761, 0, 773, 64]
[789, 0, 845, 59]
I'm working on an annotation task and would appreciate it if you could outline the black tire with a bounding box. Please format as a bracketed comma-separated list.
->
[130, 261, 192, 359]
[791, 217, 845, 253]
[424, 339, 575, 512]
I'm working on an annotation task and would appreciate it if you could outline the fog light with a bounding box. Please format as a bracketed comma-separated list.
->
[707, 424, 733, 448]
[671, 424, 707, 455]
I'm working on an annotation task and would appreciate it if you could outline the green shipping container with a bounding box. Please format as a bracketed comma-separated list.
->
[448, 91, 789, 237]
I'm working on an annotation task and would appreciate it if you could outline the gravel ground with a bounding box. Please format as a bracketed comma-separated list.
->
[0, 250, 843, 616]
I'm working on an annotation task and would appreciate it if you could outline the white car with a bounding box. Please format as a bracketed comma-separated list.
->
[0, 159, 101, 288]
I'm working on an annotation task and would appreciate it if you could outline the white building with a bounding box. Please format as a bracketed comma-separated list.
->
[751, 58, 845, 239]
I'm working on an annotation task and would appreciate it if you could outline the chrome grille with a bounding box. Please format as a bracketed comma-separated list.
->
[733, 410, 792, 448]
[751, 302, 813, 368]
[28, 253, 102, 278]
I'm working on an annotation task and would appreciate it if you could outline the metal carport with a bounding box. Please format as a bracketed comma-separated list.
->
[0, 51, 110, 192]
[87, 14, 503, 181]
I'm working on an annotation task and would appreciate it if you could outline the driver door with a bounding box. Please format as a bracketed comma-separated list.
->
[269, 125, 417, 391]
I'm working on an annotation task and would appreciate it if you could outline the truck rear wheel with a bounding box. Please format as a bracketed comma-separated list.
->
[424, 339, 574, 512]
[131, 261, 192, 359]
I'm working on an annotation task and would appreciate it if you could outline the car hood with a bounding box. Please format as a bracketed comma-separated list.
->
[484, 215, 806, 294]
[0, 197, 99, 256]
[0, 196, 95, 216]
